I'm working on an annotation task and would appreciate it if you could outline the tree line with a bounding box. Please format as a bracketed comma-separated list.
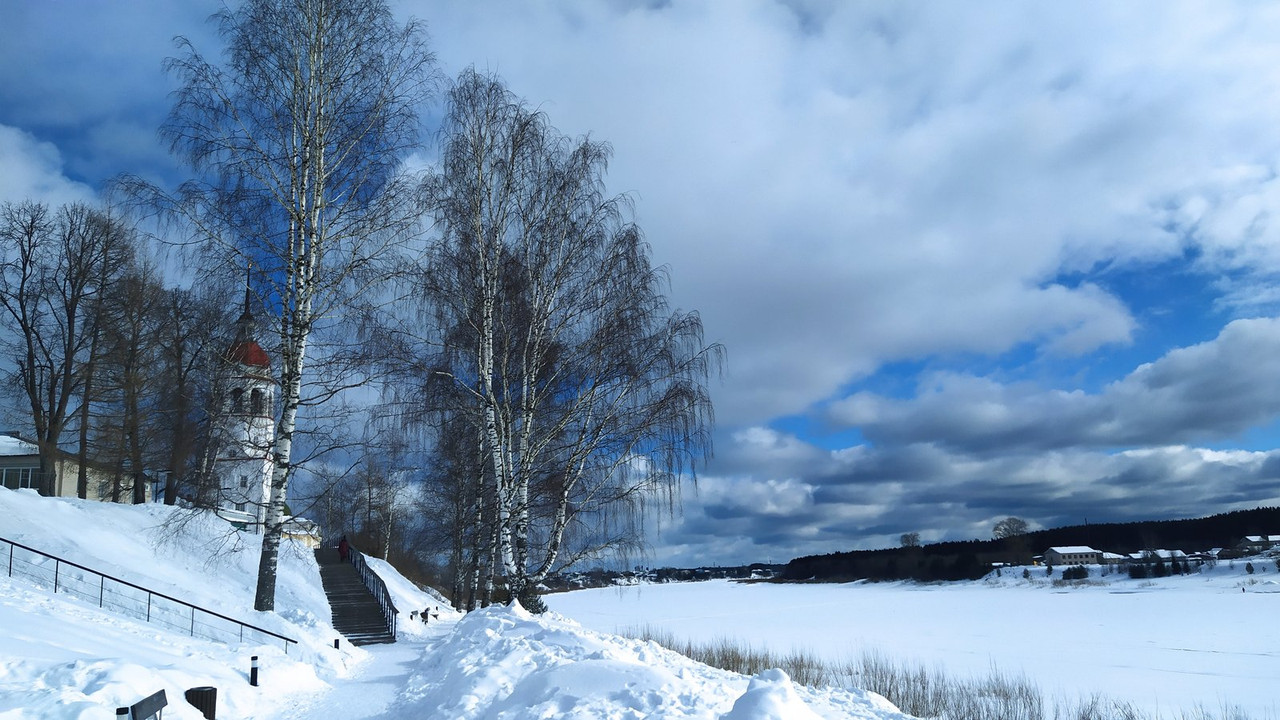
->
[1, 0, 719, 614]
[783, 507, 1280, 583]
[0, 201, 234, 506]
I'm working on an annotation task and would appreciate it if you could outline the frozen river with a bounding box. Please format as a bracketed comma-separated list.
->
[548, 569, 1280, 718]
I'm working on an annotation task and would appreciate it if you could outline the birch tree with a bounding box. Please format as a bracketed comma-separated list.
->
[157, 0, 434, 611]
[418, 70, 720, 609]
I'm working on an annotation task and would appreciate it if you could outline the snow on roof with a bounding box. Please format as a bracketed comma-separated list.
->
[1128, 549, 1187, 560]
[1242, 535, 1280, 542]
[1047, 546, 1098, 554]
[0, 434, 38, 457]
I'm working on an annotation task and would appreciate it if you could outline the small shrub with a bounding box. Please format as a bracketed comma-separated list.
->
[1022, 568, 1031, 580]
[1245, 562, 1255, 575]
[516, 585, 548, 614]
[1062, 565, 1089, 581]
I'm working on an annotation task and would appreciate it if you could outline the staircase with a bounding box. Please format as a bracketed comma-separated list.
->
[315, 548, 396, 646]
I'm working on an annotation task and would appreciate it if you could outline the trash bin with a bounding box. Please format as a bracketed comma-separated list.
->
[185, 686, 217, 720]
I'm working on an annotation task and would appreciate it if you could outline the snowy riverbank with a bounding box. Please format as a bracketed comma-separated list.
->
[0, 489, 909, 719]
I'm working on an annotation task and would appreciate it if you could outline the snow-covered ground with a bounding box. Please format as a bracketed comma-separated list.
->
[0, 489, 908, 719]
[547, 566, 1280, 719]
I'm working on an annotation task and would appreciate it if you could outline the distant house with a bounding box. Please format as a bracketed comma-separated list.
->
[282, 517, 322, 549]
[0, 433, 144, 502]
[1237, 535, 1280, 554]
[1126, 549, 1188, 565]
[1044, 546, 1100, 566]
[1100, 552, 1127, 565]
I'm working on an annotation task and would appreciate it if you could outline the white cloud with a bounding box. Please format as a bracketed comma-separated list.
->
[0, 125, 95, 206]
[828, 317, 1280, 454]
[402, 1, 1280, 426]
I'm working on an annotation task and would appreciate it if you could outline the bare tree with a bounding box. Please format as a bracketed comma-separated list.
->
[414, 69, 721, 609]
[148, 0, 435, 611]
[92, 261, 167, 504]
[993, 516, 1030, 539]
[900, 532, 921, 548]
[153, 285, 229, 505]
[0, 202, 134, 497]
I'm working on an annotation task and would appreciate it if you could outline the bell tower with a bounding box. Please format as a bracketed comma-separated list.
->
[214, 277, 276, 532]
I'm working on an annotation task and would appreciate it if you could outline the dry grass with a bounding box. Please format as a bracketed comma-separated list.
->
[623, 625, 1266, 720]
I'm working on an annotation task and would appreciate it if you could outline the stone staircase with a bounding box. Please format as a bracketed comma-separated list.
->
[314, 548, 396, 646]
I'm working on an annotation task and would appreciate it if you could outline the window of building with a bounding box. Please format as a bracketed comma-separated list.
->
[240, 475, 249, 488]
[251, 388, 264, 415]
[1, 467, 37, 490]
[231, 388, 244, 414]
[235, 503, 246, 512]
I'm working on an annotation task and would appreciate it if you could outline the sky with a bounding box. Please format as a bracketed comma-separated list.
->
[4, 1, 1280, 567]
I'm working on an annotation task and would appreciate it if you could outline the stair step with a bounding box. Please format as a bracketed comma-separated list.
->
[313, 548, 395, 645]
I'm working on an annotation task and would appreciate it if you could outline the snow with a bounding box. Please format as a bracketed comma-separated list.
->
[0, 489, 909, 719]
[0, 434, 38, 456]
[547, 568, 1280, 719]
[1045, 545, 1097, 553]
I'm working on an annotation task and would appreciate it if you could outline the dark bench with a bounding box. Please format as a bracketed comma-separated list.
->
[116, 689, 167, 719]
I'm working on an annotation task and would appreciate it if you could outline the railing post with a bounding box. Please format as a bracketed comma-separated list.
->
[191, 606, 196, 637]
[100, 575, 105, 608]
[147, 593, 152, 623]
[54, 558, 60, 594]
[7, 542, 12, 578]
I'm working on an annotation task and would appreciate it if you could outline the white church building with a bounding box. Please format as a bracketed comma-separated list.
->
[214, 289, 277, 532]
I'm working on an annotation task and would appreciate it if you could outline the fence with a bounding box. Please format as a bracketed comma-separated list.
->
[1, 536, 297, 653]
[350, 546, 398, 638]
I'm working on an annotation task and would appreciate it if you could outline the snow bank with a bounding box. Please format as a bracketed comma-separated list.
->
[388, 603, 908, 719]
[0, 489, 912, 719]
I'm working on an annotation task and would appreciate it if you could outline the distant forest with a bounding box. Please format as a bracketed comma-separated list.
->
[781, 506, 1280, 583]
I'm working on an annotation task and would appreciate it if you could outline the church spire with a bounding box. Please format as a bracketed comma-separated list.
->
[235, 262, 254, 343]
[228, 262, 270, 369]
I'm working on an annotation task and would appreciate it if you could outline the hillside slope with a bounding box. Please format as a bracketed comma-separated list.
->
[0, 489, 911, 719]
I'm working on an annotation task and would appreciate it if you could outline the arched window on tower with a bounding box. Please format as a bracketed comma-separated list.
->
[251, 388, 264, 415]
[231, 388, 244, 414]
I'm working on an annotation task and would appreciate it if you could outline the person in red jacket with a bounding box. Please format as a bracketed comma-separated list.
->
[337, 535, 350, 562]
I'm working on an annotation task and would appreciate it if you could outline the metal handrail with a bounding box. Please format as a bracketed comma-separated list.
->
[1, 535, 297, 652]
[350, 545, 398, 639]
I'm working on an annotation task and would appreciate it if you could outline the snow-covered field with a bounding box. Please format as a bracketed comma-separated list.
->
[547, 567, 1280, 719]
[0, 489, 908, 719]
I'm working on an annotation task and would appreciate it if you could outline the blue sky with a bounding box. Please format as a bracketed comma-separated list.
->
[4, 1, 1280, 567]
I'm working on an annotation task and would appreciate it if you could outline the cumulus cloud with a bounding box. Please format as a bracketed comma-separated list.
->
[656, 435, 1280, 566]
[404, 1, 1280, 427]
[828, 317, 1280, 454]
[0, 125, 96, 206]
[12, 1, 1280, 425]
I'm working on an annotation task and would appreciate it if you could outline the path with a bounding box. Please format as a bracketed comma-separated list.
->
[276, 621, 454, 720]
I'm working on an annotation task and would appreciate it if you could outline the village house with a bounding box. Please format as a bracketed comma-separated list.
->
[1125, 549, 1188, 566]
[1044, 546, 1101, 566]
[1236, 535, 1280, 554]
[0, 433, 148, 502]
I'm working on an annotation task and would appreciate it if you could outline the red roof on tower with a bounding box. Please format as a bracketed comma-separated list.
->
[228, 339, 271, 368]
[229, 265, 270, 369]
